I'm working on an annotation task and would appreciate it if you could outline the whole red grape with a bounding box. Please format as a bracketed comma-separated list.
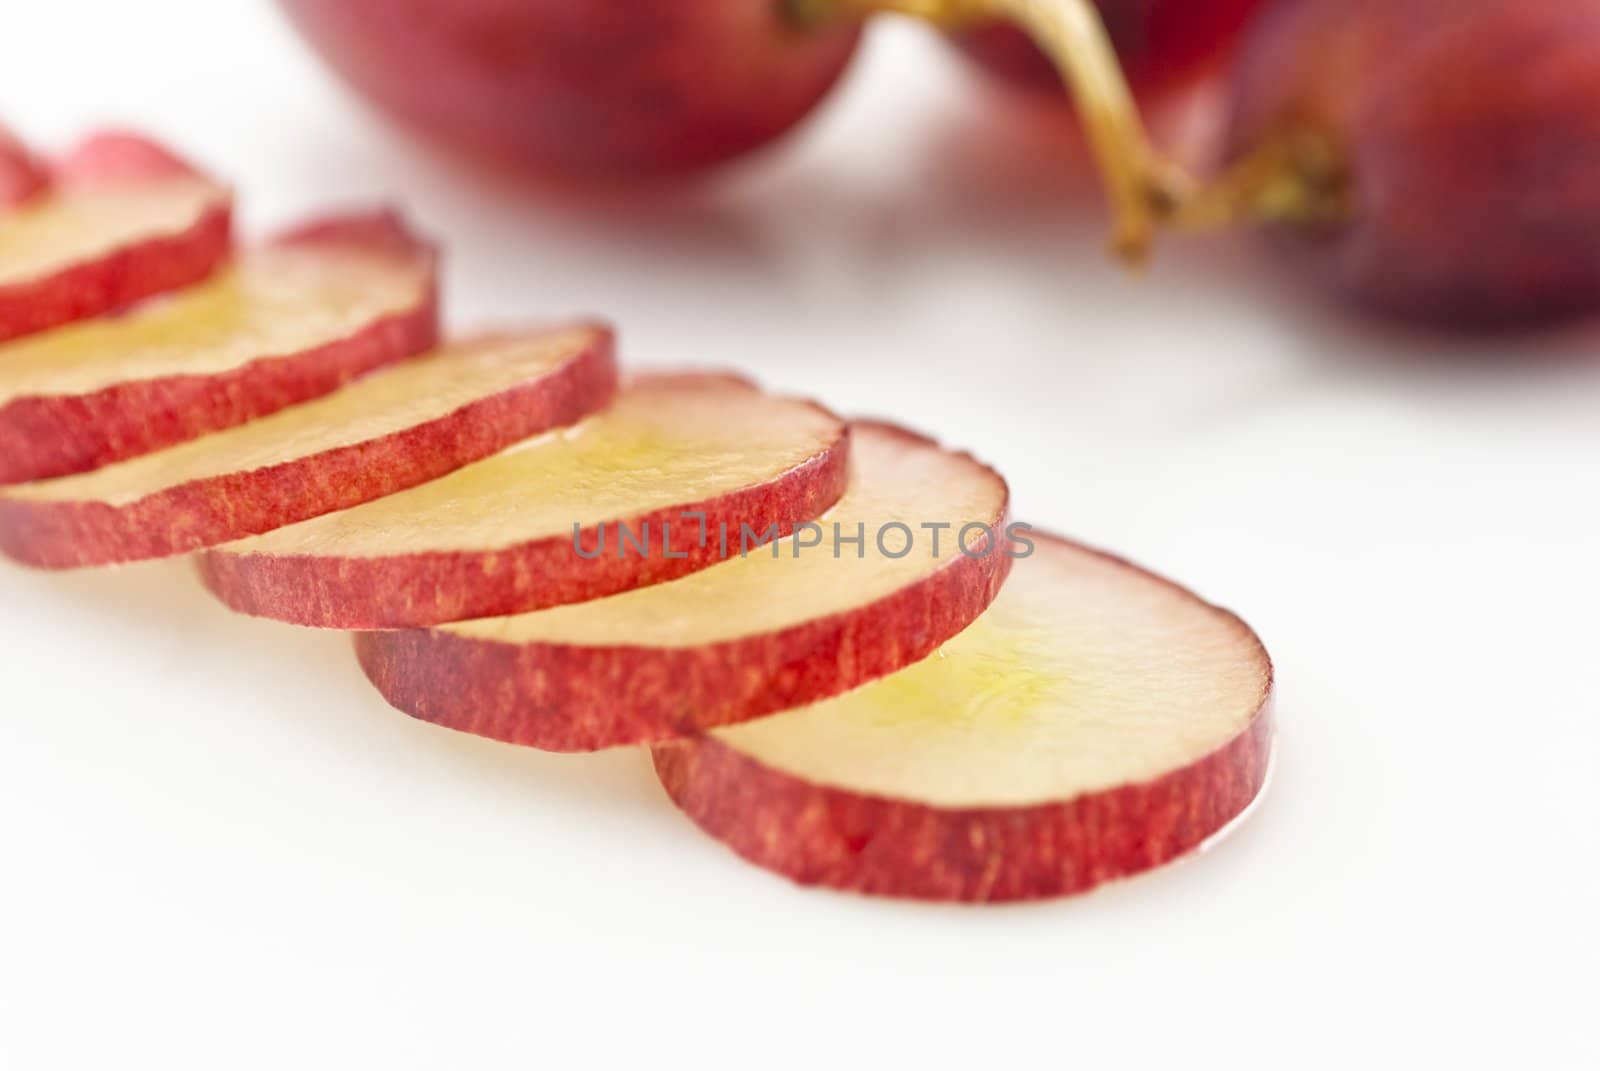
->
[1222, 0, 1600, 328]
[280, 0, 1195, 257]
[279, 0, 863, 178]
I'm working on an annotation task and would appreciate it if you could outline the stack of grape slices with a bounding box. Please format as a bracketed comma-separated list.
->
[0, 128, 1275, 903]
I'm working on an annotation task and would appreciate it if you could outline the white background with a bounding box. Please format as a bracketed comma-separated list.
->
[3, 3, 1597, 1067]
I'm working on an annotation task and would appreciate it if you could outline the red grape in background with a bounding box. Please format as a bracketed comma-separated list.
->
[1192, 0, 1600, 329]
[278, 0, 863, 180]
[958, 0, 1270, 102]
[281, 0, 1191, 260]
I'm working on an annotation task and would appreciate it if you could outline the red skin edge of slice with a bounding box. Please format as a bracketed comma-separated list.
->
[198, 409, 853, 630]
[0, 326, 617, 569]
[0, 126, 50, 208]
[354, 426, 1015, 752]
[0, 131, 234, 344]
[651, 536, 1277, 904]
[0, 209, 441, 485]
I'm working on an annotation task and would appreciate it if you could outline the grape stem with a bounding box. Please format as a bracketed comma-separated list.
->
[789, 0, 1194, 264]
[1173, 129, 1352, 230]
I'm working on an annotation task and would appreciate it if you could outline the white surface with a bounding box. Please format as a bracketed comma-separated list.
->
[2, 4, 1597, 1067]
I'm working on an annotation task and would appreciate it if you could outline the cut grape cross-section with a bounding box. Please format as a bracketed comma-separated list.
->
[0, 325, 617, 569]
[0, 210, 439, 485]
[357, 422, 1017, 751]
[197, 374, 851, 630]
[0, 131, 232, 342]
[654, 533, 1274, 903]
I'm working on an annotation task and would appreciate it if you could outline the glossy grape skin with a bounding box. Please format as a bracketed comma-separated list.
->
[958, 0, 1270, 102]
[1229, 0, 1600, 329]
[279, 0, 862, 178]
